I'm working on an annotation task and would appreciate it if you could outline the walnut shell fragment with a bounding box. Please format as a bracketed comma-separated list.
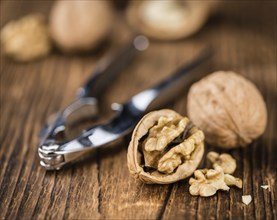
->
[242, 195, 252, 205]
[261, 185, 270, 190]
[187, 71, 267, 149]
[127, 109, 204, 184]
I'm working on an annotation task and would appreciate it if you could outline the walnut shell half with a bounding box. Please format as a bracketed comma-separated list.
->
[127, 109, 204, 184]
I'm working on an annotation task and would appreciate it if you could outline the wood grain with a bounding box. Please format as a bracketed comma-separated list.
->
[0, 1, 276, 219]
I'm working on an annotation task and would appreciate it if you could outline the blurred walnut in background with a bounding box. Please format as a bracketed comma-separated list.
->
[1, 0, 221, 61]
[126, 0, 219, 40]
[49, 0, 115, 52]
[0, 14, 51, 62]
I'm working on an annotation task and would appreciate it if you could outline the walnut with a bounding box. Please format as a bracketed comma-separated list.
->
[49, 1, 114, 52]
[187, 71, 267, 149]
[207, 152, 237, 174]
[127, 109, 205, 184]
[189, 166, 242, 197]
[0, 14, 51, 62]
[126, 1, 219, 40]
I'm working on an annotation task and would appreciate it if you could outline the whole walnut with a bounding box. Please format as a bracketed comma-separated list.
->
[187, 71, 267, 149]
[49, 1, 114, 52]
[126, 0, 219, 40]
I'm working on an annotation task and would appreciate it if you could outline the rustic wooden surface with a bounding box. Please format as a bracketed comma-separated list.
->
[0, 1, 276, 219]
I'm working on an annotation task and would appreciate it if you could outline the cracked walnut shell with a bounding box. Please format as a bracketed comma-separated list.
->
[187, 71, 267, 149]
[127, 109, 204, 184]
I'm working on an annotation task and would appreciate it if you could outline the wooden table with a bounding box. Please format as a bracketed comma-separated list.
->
[1, 1, 276, 219]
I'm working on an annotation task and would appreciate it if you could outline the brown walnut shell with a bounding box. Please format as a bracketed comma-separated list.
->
[127, 109, 204, 184]
[187, 71, 267, 149]
[49, 1, 114, 52]
[126, 1, 219, 41]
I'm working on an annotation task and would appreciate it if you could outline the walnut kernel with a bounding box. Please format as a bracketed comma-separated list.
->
[189, 166, 242, 197]
[189, 167, 229, 197]
[207, 151, 237, 174]
[127, 109, 204, 184]
[0, 14, 51, 62]
[224, 174, 242, 188]
[158, 127, 204, 174]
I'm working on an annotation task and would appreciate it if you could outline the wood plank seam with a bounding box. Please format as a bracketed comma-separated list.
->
[157, 184, 173, 220]
[97, 149, 102, 215]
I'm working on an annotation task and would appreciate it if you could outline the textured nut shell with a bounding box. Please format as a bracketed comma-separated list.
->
[126, 1, 218, 40]
[187, 71, 267, 149]
[127, 109, 204, 184]
[49, 1, 113, 52]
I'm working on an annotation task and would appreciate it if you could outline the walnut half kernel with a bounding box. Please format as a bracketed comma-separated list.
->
[207, 151, 237, 174]
[189, 167, 229, 197]
[127, 109, 205, 184]
[189, 166, 242, 197]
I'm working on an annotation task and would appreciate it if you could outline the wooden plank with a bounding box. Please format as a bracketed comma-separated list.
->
[0, 1, 276, 219]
